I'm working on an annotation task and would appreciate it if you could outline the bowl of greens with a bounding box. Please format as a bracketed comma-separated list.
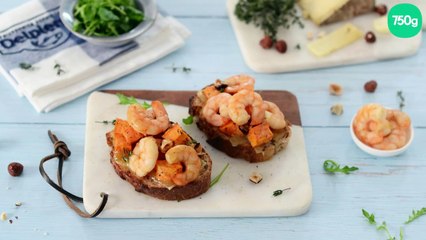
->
[60, 0, 157, 47]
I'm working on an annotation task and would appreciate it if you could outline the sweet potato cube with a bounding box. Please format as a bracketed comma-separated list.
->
[219, 121, 243, 136]
[154, 160, 183, 185]
[247, 123, 273, 147]
[162, 124, 191, 145]
[202, 85, 220, 99]
[114, 118, 143, 144]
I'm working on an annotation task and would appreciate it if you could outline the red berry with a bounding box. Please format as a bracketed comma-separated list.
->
[259, 36, 273, 49]
[374, 4, 387, 16]
[8, 162, 24, 177]
[365, 31, 376, 43]
[275, 40, 287, 53]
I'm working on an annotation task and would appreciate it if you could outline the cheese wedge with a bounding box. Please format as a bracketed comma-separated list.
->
[374, 16, 390, 34]
[299, 0, 375, 25]
[308, 23, 363, 57]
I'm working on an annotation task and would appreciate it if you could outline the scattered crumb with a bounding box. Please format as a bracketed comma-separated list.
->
[306, 31, 314, 40]
[1, 212, 7, 221]
[249, 172, 263, 184]
[9, 219, 13, 224]
[15, 202, 23, 207]
[329, 83, 343, 96]
[331, 104, 344, 116]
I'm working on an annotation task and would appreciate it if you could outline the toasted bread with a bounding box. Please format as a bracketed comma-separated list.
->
[106, 124, 212, 201]
[189, 87, 292, 163]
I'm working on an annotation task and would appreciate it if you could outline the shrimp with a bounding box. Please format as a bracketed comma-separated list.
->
[202, 93, 232, 126]
[127, 101, 170, 136]
[372, 128, 409, 150]
[353, 104, 392, 145]
[227, 90, 265, 126]
[165, 145, 201, 186]
[386, 110, 411, 129]
[263, 101, 287, 129]
[224, 74, 255, 94]
[129, 137, 159, 177]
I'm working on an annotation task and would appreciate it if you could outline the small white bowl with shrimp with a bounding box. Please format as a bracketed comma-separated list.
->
[350, 104, 414, 157]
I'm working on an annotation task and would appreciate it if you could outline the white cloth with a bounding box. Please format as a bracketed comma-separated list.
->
[0, 0, 191, 112]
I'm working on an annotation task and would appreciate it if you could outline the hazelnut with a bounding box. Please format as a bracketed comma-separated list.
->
[374, 4, 387, 16]
[365, 31, 376, 43]
[8, 162, 24, 177]
[364, 80, 378, 93]
[330, 104, 344, 116]
[275, 40, 287, 53]
[329, 83, 343, 96]
[249, 172, 263, 184]
[260, 36, 273, 49]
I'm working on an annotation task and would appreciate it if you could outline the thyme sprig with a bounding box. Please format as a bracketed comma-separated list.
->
[95, 120, 116, 125]
[235, 0, 304, 40]
[54, 62, 66, 76]
[405, 207, 426, 224]
[273, 187, 291, 197]
[397, 91, 405, 111]
[167, 64, 191, 73]
[19, 62, 36, 71]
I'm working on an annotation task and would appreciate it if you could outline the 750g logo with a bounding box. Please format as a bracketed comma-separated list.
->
[0, 7, 71, 55]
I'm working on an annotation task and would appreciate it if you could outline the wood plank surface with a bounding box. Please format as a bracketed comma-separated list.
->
[102, 90, 302, 126]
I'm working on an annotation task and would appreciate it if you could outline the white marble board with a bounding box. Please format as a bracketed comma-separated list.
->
[227, 0, 424, 73]
[83, 92, 312, 218]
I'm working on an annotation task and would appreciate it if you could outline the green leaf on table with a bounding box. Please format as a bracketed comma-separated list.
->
[182, 115, 194, 125]
[323, 160, 358, 175]
[362, 209, 376, 224]
[405, 207, 426, 224]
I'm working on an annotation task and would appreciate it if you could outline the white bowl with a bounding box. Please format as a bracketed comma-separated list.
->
[59, 0, 157, 47]
[350, 114, 414, 157]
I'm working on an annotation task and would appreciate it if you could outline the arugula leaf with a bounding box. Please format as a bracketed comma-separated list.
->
[73, 0, 144, 37]
[323, 160, 358, 174]
[182, 115, 194, 125]
[210, 163, 230, 188]
[405, 207, 426, 224]
[116, 93, 151, 109]
[363, 209, 376, 224]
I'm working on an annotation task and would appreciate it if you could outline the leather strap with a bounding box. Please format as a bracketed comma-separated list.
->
[39, 130, 108, 218]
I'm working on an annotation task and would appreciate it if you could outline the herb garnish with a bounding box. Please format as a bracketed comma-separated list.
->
[362, 209, 403, 240]
[210, 163, 230, 188]
[405, 207, 426, 224]
[19, 62, 35, 71]
[54, 63, 66, 76]
[73, 0, 144, 37]
[272, 187, 291, 197]
[116, 93, 151, 109]
[168, 64, 192, 73]
[95, 120, 116, 125]
[397, 91, 405, 111]
[235, 0, 304, 40]
[182, 115, 194, 125]
[323, 160, 359, 174]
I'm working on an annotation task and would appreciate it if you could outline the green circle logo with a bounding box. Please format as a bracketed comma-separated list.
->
[388, 3, 423, 38]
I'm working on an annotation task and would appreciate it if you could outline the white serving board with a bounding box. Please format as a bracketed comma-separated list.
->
[83, 92, 312, 218]
[227, 0, 424, 73]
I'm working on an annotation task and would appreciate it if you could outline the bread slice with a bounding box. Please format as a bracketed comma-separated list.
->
[106, 126, 212, 201]
[189, 90, 292, 163]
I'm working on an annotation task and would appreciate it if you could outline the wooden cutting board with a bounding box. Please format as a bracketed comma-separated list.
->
[83, 91, 311, 218]
[227, 0, 424, 73]
[102, 90, 302, 126]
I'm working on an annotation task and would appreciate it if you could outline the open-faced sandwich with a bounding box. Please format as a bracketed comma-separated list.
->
[189, 75, 292, 163]
[106, 101, 212, 201]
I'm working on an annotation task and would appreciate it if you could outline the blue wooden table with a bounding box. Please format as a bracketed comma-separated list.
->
[1, 1, 425, 239]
